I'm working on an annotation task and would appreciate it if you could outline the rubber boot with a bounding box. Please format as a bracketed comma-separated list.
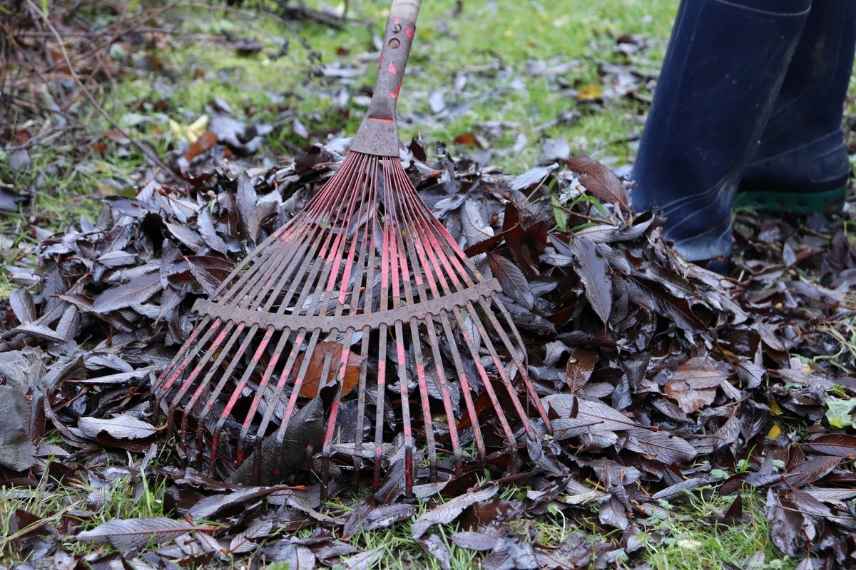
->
[738, 2, 856, 214]
[632, 0, 811, 263]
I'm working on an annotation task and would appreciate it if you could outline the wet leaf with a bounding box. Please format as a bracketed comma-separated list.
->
[77, 415, 157, 440]
[76, 517, 211, 551]
[566, 155, 628, 208]
[92, 272, 162, 314]
[0, 385, 34, 471]
[569, 236, 612, 323]
[564, 348, 598, 393]
[412, 486, 498, 539]
[489, 253, 534, 309]
[663, 357, 729, 414]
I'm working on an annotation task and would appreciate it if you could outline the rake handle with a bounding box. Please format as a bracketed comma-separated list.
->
[366, 0, 422, 120]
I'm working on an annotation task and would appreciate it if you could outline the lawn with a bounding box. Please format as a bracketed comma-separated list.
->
[1, 1, 853, 568]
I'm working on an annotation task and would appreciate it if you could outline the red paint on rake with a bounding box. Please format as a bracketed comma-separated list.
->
[152, 0, 551, 493]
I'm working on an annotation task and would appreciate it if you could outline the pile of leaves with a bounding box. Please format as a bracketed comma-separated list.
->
[1, 129, 854, 568]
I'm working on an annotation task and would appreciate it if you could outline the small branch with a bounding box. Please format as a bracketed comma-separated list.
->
[25, 0, 185, 186]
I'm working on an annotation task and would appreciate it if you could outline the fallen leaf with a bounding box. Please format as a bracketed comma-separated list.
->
[566, 155, 628, 208]
[76, 517, 211, 551]
[0, 385, 34, 471]
[663, 357, 729, 414]
[569, 236, 612, 324]
[412, 486, 498, 539]
[77, 415, 157, 440]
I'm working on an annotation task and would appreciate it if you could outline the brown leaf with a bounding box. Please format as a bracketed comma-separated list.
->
[488, 252, 534, 309]
[92, 272, 162, 314]
[184, 131, 218, 162]
[411, 486, 498, 539]
[296, 342, 361, 399]
[784, 456, 842, 489]
[77, 415, 157, 442]
[451, 531, 499, 551]
[453, 132, 480, 147]
[566, 155, 628, 208]
[570, 236, 612, 324]
[663, 356, 729, 414]
[564, 348, 598, 393]
[76, 518, 212, 551]
[0, 385, 34, 471]
[802, 434, 856, 458]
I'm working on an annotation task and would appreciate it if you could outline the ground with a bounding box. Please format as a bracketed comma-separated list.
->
[1, 1, 854, 569]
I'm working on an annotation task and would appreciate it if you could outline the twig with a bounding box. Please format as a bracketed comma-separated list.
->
[25, 0, 184, 186]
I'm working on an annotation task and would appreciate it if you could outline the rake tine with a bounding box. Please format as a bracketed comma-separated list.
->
[276, 328, 322, 443]
[179, 322, 244, 442]
[373, 324, 389, 489]
[165, 320, 230, 428]
[465, 302, 536, 434]
[255, 328, 307, 439]
[393, 196, 463, 460]
[239, 329, 291, 441]
[156, 316, 219, 397]
[451, 306, 517, 448]
[387, 166, 438, 478]
[439, 313, 486, 459]
[482, 298, 551, 429]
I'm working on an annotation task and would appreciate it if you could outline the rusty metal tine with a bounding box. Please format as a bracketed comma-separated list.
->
[370, 190, 394, 486]
[383, 166, 415, 493]
[353, 157, 382, 470]
[213, 221, 311, 304]
[275, 328, 322, 442]
[395, 174, 543, 445]
[156, 317, 218, 396]
[197, 325, 259, 421]
[328, 160, 378, 471]
[209, 228, 285, 298]
[214, 327, 276, 435]
[450, 306, 517, 447]
[386, 163, 438, 474]
[389, 172, 484, 459]
[180, 322, 244, 438]
[155, 316, 213, 390]
[166, 320, 230, 420]
[239, 329, 291, 440]
[222, 160, 359, 307]
[394, 174, 478, 291]
[464, 302, 536, 438]
[438, 312, 485, 459]
[255, 328, 307, 439]
[278, 173, 358, 320]
[398, 232, 463, 457]
[353, 330, 371, 468]
[373, 324, 389, 488]
[480, 298, 551, 429]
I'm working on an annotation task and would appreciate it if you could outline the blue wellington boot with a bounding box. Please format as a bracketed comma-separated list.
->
[632, 0, 811, 262]
[738, 2, 856, 214]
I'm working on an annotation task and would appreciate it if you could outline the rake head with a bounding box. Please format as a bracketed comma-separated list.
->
[153, 0, 551, 492]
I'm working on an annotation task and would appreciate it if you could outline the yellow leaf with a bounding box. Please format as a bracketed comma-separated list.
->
[577, 83, 604, 101]
[770, 399, 783, 416]
[767, 423, 782, 440]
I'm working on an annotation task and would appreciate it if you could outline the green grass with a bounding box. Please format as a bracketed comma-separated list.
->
[645, 491, 796, 570]
[0, 458, 167, 565]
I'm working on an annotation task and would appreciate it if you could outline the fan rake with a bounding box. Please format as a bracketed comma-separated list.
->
[153, 0, 550, 492]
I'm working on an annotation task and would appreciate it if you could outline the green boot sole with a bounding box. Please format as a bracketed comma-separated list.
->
[734, 186, 848, 215]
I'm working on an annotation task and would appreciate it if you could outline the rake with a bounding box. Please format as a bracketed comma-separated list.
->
[153, 0, 550, 492]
